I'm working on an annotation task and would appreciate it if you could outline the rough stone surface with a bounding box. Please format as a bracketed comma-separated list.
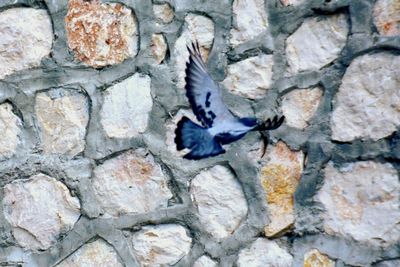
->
[230, 0, 269, 47]
[151, 33, 167, 64]
[331, 53, 400, 141]
[35, 89, 89, 157]
[131, 224, 192, 267]
[280, 0, 306, 6]
[286, 14, 348, 74]
[92, 149, 172, 217]
[153, 3, 174, 24]
[282, 87, 323, 129]
[2, 173, 81, 250]
[0, 103, 21, 160]
[190, 165, 248, 240]
[173, 14, 214, 89]
[100, 73, 153, 138]
[0, 8, 52, 79]
[317, 161, 400, 247]
[374, 259, 400, 267]
[57, 239, 123, 267]
[237, 238, 293, 267]
[304, 249, 335, 267]
[373, 0, 400, 36]
[193, 255, 218, 267]
[65, 0, 139, 68]
[222, 54, 274, 99]
[260, 141, 304, 237]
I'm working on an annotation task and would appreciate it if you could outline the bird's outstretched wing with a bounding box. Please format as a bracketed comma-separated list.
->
[185, 42, 236, 128]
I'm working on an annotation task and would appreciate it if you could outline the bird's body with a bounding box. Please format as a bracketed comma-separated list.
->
[175, 42, 284, 160]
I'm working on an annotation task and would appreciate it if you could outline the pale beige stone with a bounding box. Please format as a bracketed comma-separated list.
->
[173, 14, 214, 89]
[304, 249, 335, 267]
[373, 0, 400, 36]
[237, 238, 293, 267]
[280, 0, 307, 6]
[0, 103, 21, 159]
[286, 14, 348, 74]
[193, 255, 217, 267]
[92, 149, 172, 217]
[132, 224, 192, 267]
[153, 3, 174, 24]
[282, 87, 323, 129]
[331, 53, 400, 141]
[35, 89, 89, 157]
[65, 0, 139, 68]
[151, 33, 167, 64]
[260, 141, 304, 237]
[0, 8, 52, 79]
[317, 161, 400, 246]
[57, 239, 123, 267]
[222, 55, 274, 99]
[100, 73, 153, 138]
[190, 165, 248, 240]
[230, 0, 269, 47]
[2, 173, 80, 250]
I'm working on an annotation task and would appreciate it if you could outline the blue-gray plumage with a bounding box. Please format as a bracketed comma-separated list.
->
[175, 42, 284, 160]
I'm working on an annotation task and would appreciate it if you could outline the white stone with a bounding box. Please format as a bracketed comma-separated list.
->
[331, 53, 400, 141]
[151, 33, 167, 64]
[282, 87, 323, 129]
[237, 238, 293, 267]
[190, 165, 248, 240]
[131, 224, 192, 267]
[173, 14, 214, 89]
[286, 14, 348, 74]
[153, 3, 174, 24]
[92, 149, 172, 217]
[0, 8, 52, 79]
[0, 103, 21, 159]
[230, 0, 269, 47]
[193, 255, 218, 267]
[280, 0, 306, 6]
[35, 89, 89, 157]
[100, 73, 153, 138]
[2, 173, 81, 250]
[57, 239, 123, 267]
[373, 0, 400, 36]
[222, 54, 274, 99]
[317, 161, 400, 246]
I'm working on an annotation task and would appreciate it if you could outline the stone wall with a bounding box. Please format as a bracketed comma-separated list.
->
[0, 0, 399, 266]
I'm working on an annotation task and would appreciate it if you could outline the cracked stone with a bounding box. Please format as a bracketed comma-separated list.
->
[304, 249, 335, 267]
[190, 165, 248, 240]
[100, 73, 153, 138]
[317, 161, 400, 246]
[331, 53, 400, 141]
[286, 14, 348, 74]
[0, 103, 22, 160]
[131, 224, 192, 267]
[153, 3, 174, 24]
[0, 8, 52, 79]
[65, 0, 139, 68]
[2, 173, 81, 250]
[92, 149, 172, 217]
[151, 33, 167, 64]
[193, 255, 218, 267]
[373, 0, 400, 36]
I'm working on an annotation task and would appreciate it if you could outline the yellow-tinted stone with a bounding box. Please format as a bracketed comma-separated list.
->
[304, 249, 335, 267]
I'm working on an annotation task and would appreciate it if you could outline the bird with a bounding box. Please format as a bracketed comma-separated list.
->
[174, 42, 284, 160]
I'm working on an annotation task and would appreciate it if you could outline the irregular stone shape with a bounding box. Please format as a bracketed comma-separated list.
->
[374, 259, 400, 267]
[222, 55, 274, 99]
[286, 14, 348, 74]
[260, 141, 304, 237]
[280, 0, 306, 6]
[282, 87, 323, 129]
[193, 255, 218, 267]
[373, 0, 400, 36]
[0, 8, 52, 79]
[100, 73, 153, 138]
[35, 89, 89, 157]
[153, 3, 174, 24]
[317, 161, 400, 246]
[230, 0, 269, 47]
[2, 173, 81, 250]
[65, 0, 139, 68]
[0, 103, 22, 159]
[237, 238, 293, 266]
[173, 14, 214, 88]
[151, 33, 167, 64]
[131, 224, 192, 267]
[190, 165, 248, 240]
[331, 53, 400, 141]
[57, 239, 123, 267]
[304, 249, 335, 267]
[92, 149, 172, 217]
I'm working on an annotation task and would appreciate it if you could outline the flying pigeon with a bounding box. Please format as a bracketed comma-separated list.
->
[174, 42, 284, 160]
